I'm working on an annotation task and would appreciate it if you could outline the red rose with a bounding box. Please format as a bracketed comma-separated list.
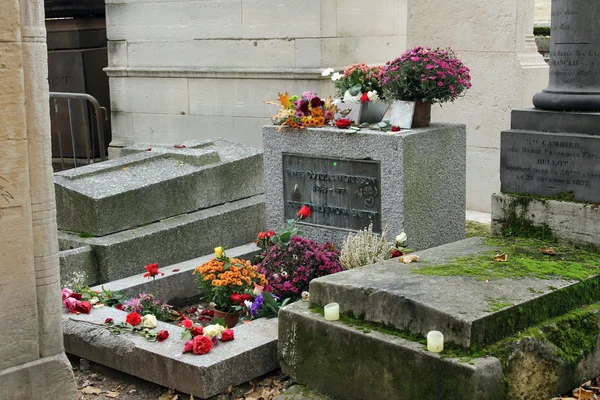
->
[201, 309, 214, 316]
[221, 328, 234, 342]
[391, 126, 401, 132]
[115, 304, 123, 310]
[230, 293, 253, 305]
[183, 340, 194, 353]
[391, 249, 403, 258]
[336, 118, 352, 128]
[104, 318, 113, 324]
[297, 205, 312, 219]
[190, 326, 204, 337]
[157, 330, 169, 342]
[69, 292, 82, 300]
[257, 232, 266, 240]
[126, 312, 142, 326]
[143, 263, 164, 279]
[360, 92, 370, 102]
[74, 301, 92, 314]
[182, 319, 194, 329]
[192, 335, 214, 355]
[266, 230, 275, 237]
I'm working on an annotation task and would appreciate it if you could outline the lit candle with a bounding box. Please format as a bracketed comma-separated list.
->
[427, 331, 444, 352]
[324, 302, 339, 321]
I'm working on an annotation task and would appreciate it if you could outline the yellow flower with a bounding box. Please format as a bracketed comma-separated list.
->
[214, 246, 224, 258]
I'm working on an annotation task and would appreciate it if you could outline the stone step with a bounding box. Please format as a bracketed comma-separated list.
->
[308, 237, 600, 347]
[59, 194, 265, 283]
[279, 300, 600, 400]
[55, 139, 263, 236]
[63, 306, 278, 399]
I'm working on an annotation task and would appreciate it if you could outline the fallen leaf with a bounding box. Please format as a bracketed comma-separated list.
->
[173, 268, 180, 272]
[574, 387, 594, 400]
[80, 380, 91, 388]
[82, 386, 103, 395]
[399, 254, 420, 264]
[121, 167, 128, 171]
[105, 391, 120, 398]
[540, 247, 557, 255]
[493, 253, 508, 262]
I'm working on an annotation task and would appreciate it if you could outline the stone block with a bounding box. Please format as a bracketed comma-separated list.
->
[491, 193, 600, 246]
[63, 307, 279, 399]
[467, 147, 499, 212]
[106, 1, 242, 41]
[294, 39, 322, 69]
[392, 0, 408, 36]
[57, 195, 265, 282]
[127, 40, 296, 69]
[108, 110, 134, 148]
[263, 124, 466, 251]
[59, 244, 97, 288]
[321, 35, 407, 66]
[320, 0, 336, 38]
[0, 0, 20, 42]
[55, 139, 263, 236]
[241, 0, 321, 38]
[309, 237, 600, 347]
[109, 77, 189, 114]
[107, 40, 127, 67]
[279, 301, 505, 400]
[336, 0, 394, 37]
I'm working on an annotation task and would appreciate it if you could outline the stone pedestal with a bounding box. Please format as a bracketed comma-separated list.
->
[263, 124, 466, 251]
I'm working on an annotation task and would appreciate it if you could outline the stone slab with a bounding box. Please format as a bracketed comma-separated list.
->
[308, 237, 600, 347]
[263, 124, 466, 251]
[93, 243, 262, 304]
[59, 244, 97, 288]
[491, 193, 600, 246]
[58, 195, 266, 283]
[62, 306, 279, 399]
[500, 128, 600, 202]
[511, 108, 600, 136]
[279, 301, 505, 400]
[279, 300, 600, 400]
[55, 138, 263, 236]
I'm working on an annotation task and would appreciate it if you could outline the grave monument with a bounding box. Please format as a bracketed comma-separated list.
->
[0, 0, 77, 397]
[493, 0, 600, 244]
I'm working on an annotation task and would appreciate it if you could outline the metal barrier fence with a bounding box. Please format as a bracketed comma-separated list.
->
[49, 92, 108, 171]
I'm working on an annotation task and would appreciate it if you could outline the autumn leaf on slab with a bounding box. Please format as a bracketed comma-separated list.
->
[324, 96, 338, 116]
[104, 391, 120, 398]
[493, 253, 508, 262]
[81, 386, 103, 395]
[278, 92, 290, 108]
[399, 254, 420, 264]
[540, 247, 557, 255]
[573, 386, 594, 400]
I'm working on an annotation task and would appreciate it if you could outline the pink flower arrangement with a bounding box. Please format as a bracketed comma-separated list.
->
[378, 46, 472, 104]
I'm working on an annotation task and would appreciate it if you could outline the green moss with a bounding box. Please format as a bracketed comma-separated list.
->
[496, 194, 554, 240]
[487, 297, 513, 312]
[466, 220, 491, 238]
[78, 232, 94, 238]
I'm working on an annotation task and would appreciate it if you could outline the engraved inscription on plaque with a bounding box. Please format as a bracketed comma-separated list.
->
[282, 153, 382, 232]
[500, 131, 600, 203]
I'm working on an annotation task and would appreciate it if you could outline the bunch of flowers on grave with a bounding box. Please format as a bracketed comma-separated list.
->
[61, 285, 125, 313]
[378, 46, 472, 103]
[181, 320, 235, 356]
[267, 91, 337, 129]
[122, 292, 180, 322]
[193, 248, 268, 313]
[339, 223, 393, 270]
[104, 312, 169, 342]
[390, 231, 410, 258]
[244, 285, 291, 319]
[322, 63, 385, 103]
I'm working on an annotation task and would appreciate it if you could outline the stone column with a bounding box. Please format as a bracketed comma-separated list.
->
[532, 0, 600, 111]
[0, 0, 77, 397]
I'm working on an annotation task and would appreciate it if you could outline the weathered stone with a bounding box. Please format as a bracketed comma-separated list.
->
[63, 307, 279, 399]
[58, 195, 265, 283]
[55, 139, 263, 236]
[309, 237, 600, 347]
[279, 301, 505, 400]
[273, 385, 329, 400]
[59, 244, 97, 288]
[263, 124, 466, 250]
[491, 193, 600, 246]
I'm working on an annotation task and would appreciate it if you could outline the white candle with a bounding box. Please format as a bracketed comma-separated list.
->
[324, 302, 339, 321]
[427, 331, 444, 352]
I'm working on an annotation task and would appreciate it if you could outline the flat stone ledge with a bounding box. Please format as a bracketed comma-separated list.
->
[63, 307, 279, 399]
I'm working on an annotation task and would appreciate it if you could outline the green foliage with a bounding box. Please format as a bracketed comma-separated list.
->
[465, 220, 491, 238]
[533, 26, 551, 36]
[74, 284, 124, 307]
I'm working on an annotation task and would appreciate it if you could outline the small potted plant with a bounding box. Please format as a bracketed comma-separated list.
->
[322, 63, 389, 124]
[193, 247, 268, 327]
[378, 46, 472, 128]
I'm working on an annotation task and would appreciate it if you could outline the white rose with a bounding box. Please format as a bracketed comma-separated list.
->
[331, 72, 343, 81]
[204, 324, 226, 339]
[367, 90, 380, 102]
[301, 291, 310, 301]
[396, 232, 407, 244]
[89, 296, 100, 305]
[140, 314, 157, 329]
[321, 68, 334, 77]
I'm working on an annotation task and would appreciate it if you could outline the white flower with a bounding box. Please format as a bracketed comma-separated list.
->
[301, 291, 310, 302]
[367, 90, 380, 102]
[89, 296, 100, 305]
[343, 90, 361, 104]
[281, 271, 288, 278]
[321, 68, 334, 77]
[140, 314, 157, 329]
[396, 232, 407, 244]
[244, 300, 253, 309]
[204, 324, 226, 339]
[331, 72, 343, 81]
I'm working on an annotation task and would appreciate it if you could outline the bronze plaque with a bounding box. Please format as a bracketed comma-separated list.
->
[282, 153, 382, 232]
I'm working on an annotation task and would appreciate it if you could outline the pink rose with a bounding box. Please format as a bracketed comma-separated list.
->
[183, 340, 194, 353]
[63, 297, 77, 312]
[61, 288, 73, 300]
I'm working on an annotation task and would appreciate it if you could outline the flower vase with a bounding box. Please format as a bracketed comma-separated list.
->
[359, 101, 389, 124]
[389, 100, 416, 129]
[412, 101, 432, 128]
[212, 308, 241, 328]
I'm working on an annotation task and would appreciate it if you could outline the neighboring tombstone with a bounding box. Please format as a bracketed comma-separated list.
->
[494, 0, 600, 245]
[0, 0, 77, 397]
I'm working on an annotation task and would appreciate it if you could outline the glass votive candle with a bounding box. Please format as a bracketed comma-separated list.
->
[324, 302, 340, 321]
[427, 331, 444, 352]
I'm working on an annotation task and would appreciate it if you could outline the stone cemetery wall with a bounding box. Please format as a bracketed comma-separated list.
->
[0, 0, 77, 397]
[535, 0, 551, 25]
